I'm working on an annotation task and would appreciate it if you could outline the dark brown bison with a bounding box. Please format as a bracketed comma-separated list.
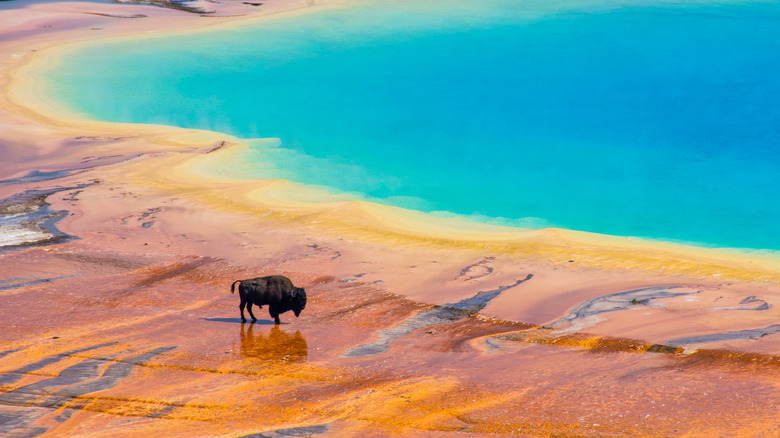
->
[231, 275, 307, 324]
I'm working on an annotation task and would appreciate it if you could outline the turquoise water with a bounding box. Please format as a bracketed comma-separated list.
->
[48, 0, 780, 251]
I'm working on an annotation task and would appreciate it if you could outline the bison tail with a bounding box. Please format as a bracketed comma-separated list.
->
[230, 280, 241, 294]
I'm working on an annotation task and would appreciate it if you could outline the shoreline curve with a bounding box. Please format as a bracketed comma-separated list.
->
[3, 0, 779, 285]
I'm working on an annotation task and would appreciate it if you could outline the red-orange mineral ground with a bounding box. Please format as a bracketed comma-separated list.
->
[2, 1, 780, 437]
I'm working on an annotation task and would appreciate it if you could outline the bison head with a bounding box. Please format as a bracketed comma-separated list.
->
[290, 287, 307, 317]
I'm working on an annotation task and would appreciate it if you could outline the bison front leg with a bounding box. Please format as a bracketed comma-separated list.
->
[269, 306, 281, 325]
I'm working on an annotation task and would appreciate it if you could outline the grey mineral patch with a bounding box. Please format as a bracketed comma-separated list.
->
[709, 295, 770, 311]
[0, 342, 117, 386]
[545, 286, 700, 334]
[239, 424, 331, 437]
[0, 186, 91, 251]
[668, 324, 780, 346]
[0, 276, 77, 292]
[343, 274, 533, 358]
[0, 359, 109, 407]
[0, 346, 175, 436]
[0, 170, 78, 186]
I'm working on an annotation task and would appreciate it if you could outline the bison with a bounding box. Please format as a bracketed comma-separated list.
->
[231, 275, 307, 324]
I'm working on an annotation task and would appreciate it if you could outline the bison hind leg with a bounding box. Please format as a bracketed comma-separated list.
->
[239, 299, 247, 323]
[246, 302, 258, 322]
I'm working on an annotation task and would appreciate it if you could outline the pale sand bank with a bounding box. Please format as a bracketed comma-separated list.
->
[2, 1, 780, 436]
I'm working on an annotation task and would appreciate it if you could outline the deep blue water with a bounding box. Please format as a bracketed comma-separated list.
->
[47, 0, 780, 251]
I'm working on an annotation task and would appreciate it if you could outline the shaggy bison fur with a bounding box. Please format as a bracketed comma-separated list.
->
[231, 275, 307, 324]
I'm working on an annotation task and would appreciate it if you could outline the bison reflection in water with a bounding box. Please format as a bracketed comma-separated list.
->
[240, 323, 308, 362]
[231, 275, 307, 324]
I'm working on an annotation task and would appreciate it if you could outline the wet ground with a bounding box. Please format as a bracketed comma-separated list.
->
[3, 212, 780, 437]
